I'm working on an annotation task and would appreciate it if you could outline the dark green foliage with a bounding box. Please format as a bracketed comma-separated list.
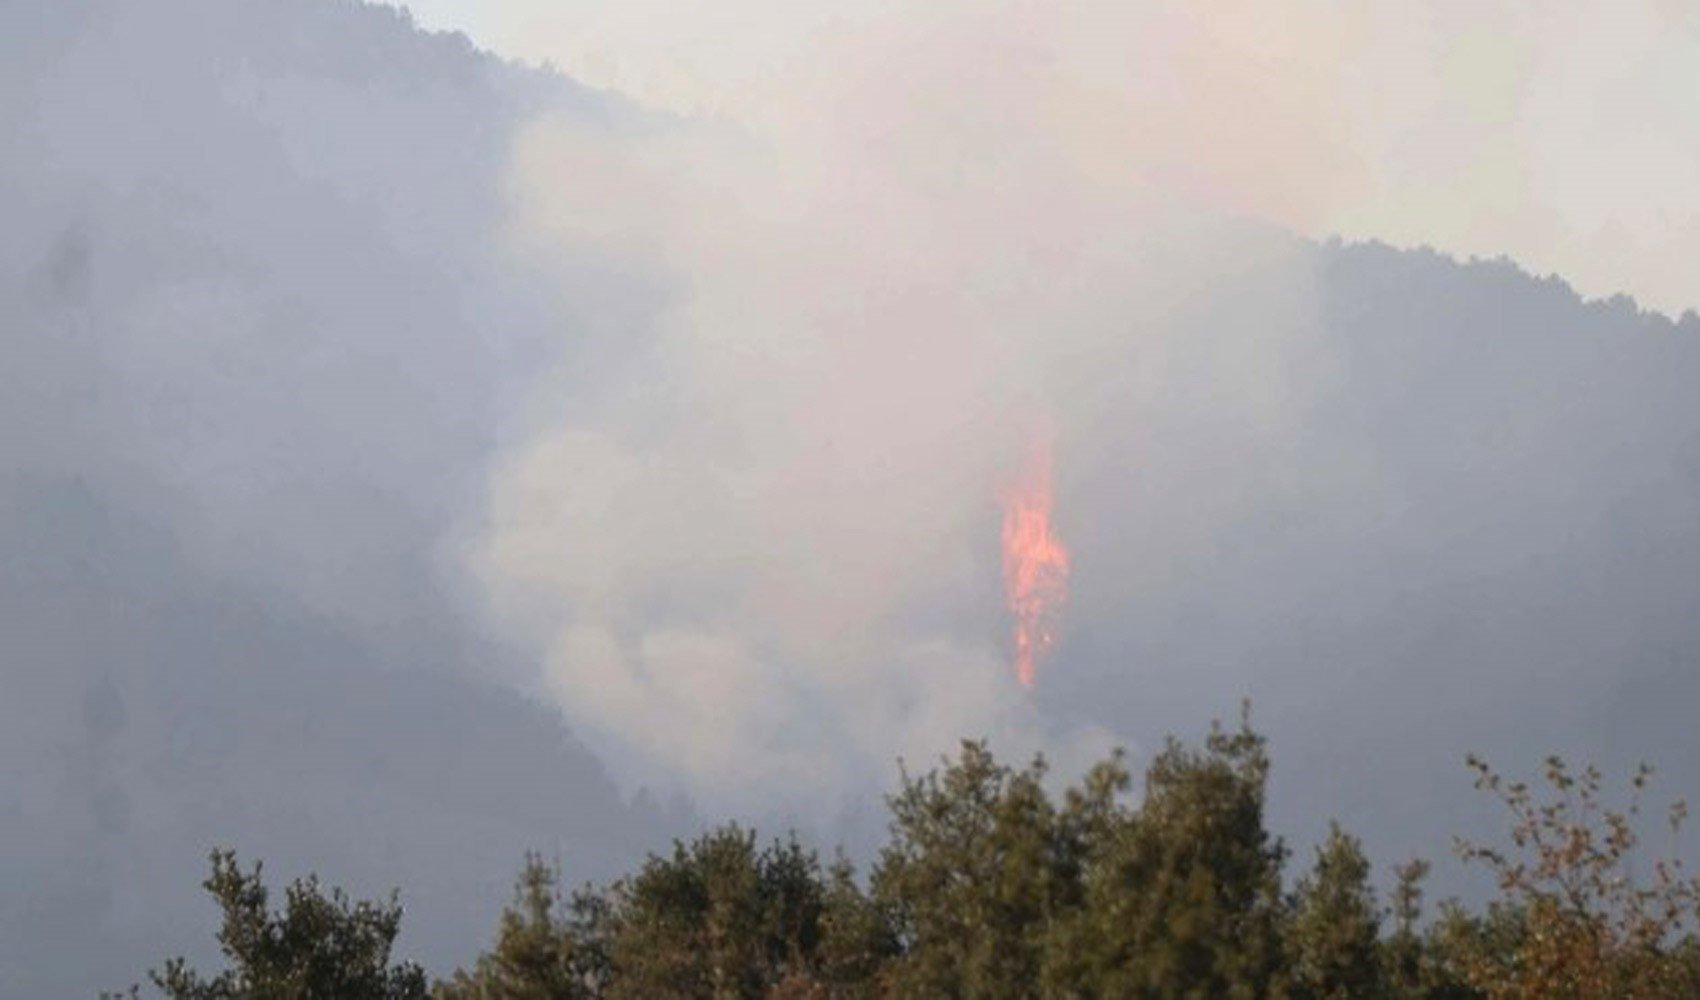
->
[436, 854, 608, 999]
[136, 712, 1700, 999]
[1288, 824, 1382, 999]
[1046, 710, 1288, 998]
[437, 826, 844, 999]
[871, 741, 1085, 996]
[1384, 859, 1430, 995]
[1374, 861, 1481, 999]
[601, 826, 826, 998]
[144, 849, 426, 999]
[814, 856, 900, 995]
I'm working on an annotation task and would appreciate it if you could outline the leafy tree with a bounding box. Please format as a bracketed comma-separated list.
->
[1047, 709, 1288, 999]
[1447, 756, 1700, 999]
[812, 856, 899, 996]
[140, 848, 427, 999]
[1287, 824, 1382, 999]
[602, 826, 828, 998]
[1035, 751, 1136, 995]
[1383, 859, 1428, 996]
[1371, 859, 1481, 1000]
[138, 713, 1700, 1000]
[872, 741, 1085, 996]
[435, 854, 608, 999]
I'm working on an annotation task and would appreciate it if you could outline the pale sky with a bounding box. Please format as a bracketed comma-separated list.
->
[398, 0, 1700, 318]
[10, 5, 1700, 991]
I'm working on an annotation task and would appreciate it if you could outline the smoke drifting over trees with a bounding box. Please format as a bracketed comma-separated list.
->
[5, 1, 1700, 993]
[2, 2, 678, 993]
[140, 717, 1700, 997]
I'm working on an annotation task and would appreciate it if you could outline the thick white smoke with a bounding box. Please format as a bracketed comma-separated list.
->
[463, 0, 1700, 317]
[465, 9, 1326, 812]
[463, 0, 1700, 817]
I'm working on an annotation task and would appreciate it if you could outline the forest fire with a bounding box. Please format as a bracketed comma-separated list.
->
[1001, 440, 1070, 687]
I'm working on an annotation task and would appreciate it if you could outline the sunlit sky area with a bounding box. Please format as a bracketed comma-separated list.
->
[397, 0, 1700, 318]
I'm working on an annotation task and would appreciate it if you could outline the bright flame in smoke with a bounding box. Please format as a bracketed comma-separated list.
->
[1002, 441, 1070, 688]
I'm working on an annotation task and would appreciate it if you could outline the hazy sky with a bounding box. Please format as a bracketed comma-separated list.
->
[401, 0, 1700, 816]
[401, 0, 1700, 318]
[8, 2, 1700, 992]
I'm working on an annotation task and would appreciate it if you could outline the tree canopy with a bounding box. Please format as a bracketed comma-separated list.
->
[126, 712, 1700, 998]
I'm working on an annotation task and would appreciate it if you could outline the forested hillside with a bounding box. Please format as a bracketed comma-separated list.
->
[0, 3, 677, 994]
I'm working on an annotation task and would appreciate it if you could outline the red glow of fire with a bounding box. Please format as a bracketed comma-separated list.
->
[1001, 441, 1069, 688]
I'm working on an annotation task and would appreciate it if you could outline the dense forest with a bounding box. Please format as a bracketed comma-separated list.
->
[113, 710, 1700, 999]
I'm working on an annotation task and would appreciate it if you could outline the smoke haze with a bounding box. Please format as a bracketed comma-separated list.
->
[467, 0, 1700, 317]
[6, 1, 1700, 993]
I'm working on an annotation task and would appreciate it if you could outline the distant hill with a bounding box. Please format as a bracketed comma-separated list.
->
[7, 2, 1700, 995]
[1055, 238, 1700, 900]
[0, 2, 675, 994]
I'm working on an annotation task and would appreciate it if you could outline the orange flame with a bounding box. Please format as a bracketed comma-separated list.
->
[1001, 440, 1070, 688]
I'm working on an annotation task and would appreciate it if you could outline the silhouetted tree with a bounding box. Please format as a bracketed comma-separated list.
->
[1446, 756, 1700, 998]
[1047, 708, 1288, 998]
[596, 826, 827, 998]
[142, 849, 426, 999]
[138, 711, 1700, 999]
[812, 856, 898, 996]
[436, 854, 607, 999]
[872, 741, 1086, 996]
[1288, 823, 1382, 998]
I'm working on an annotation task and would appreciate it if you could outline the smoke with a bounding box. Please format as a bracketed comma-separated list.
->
[465, 5, 1335, 813]
[4, 10, 1696, 986]
[464, 0, 1700, 823]
[0, 5, 686, 990]
[470, 0, 1700, 317]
